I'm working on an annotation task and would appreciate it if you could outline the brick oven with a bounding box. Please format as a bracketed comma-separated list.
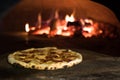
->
[0, 0, 120, 80]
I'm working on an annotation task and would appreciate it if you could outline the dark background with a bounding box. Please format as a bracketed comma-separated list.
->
[0, 0, 20, 17]
[93, 0, 120, 21]
[0, 0, 120, 21]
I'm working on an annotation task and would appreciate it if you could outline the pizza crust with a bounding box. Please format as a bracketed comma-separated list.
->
[8, 47, 82, 70]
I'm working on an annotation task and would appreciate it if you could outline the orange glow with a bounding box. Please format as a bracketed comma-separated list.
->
[33, 26, 50, 35]
[30, 27, 36, 31]
[56, 28, 62, 35]
[62, 30, 74, 36]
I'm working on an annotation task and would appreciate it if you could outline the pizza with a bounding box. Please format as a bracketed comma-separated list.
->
[8, 47, 82, 70]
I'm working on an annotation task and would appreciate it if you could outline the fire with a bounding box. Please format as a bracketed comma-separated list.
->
[25, 23, 30, 32]
[82, 18, 95, 38]
[28, 11, 76, 37]
[65, 14, 75, 22]
[81, 18, 103, 38]
[26, 11, 118, 38]
[83, 26, 94, 33]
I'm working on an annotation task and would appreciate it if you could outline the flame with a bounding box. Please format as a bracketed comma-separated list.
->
[65, 14, 75, 22]
[83, 26, 94, 33]
[37, 13, 42, 28]
[82, 19, 103, 38]
[82, 26, 95, 38]
[84, 19, 93, 25]
[25, 23, 30, 32]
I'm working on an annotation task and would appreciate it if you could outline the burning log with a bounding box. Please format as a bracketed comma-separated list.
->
[81, 18, 119, 38]
[67, 21, 81, 27]
[48, 19, 58, 37]
[67, 21, 83, 37]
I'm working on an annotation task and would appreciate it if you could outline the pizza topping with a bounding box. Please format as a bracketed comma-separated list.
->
[14, 48, 80, 63]
[8, 47, 82, 70]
